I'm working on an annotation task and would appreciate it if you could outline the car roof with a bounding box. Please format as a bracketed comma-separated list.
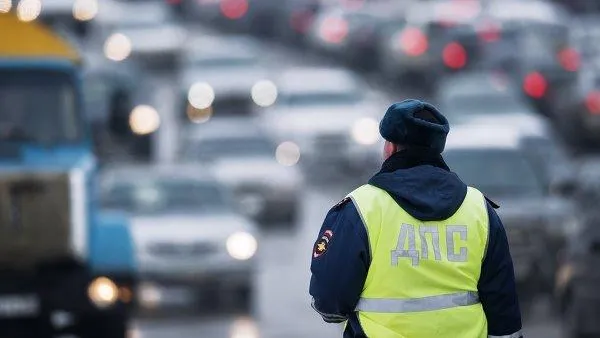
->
[101, 164, 215, 183]
[438, 72, 515, 97]
[485, 0, 566, 24]
[277, 67, 359, 94]
[185, 35, 261, 60]
[407, 0, 481, 25]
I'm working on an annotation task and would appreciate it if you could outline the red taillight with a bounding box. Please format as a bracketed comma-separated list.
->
[220, 0, 248, 20]
[558, 48, 580, 72]
[442, 42, 467, 69]
[399, 28, 428, 56]
[320, 17, 349, 44]
[523, 72, 547, 99]
[586, 91, 600, 115]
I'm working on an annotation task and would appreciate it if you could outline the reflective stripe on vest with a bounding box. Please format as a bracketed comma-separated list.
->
[348, 184, 490, 338]
[355, 291, 479, 313]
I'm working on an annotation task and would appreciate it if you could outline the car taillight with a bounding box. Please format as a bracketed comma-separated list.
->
[399, 28, 428, 56]
[220, 0, 248, 20]
[320, 17, 349, 44]
[523, 72, 547, 99]
[558, 47, 580, 72]
[442, 42, 467, 69]
[586, 91, 600, 114]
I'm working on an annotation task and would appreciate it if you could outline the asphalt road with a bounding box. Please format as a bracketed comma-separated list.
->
[129, 181, 565, 338]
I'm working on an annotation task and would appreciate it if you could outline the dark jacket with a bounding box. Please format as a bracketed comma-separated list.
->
[309, 149, 523, 338]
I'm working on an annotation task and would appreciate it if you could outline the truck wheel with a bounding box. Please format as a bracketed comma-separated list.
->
[79, 314, 127, 338]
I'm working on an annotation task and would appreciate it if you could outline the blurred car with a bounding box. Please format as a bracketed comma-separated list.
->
[436, 72, 536, 124]
[443, 123, 575, 309]
[342, 1, 409, 71]
[555, 68, 600, 150]
[82, 51, 157, 162]
[100, 165, 259, 312]
[262, 66, 385, 175]
[555, 158, 600, 338]
[38, 0, 97, 37]
[96, 0, 186, 69]
[478, 0, 579, 117]
[272, 0, 330, 43]
[179, 35, 271, 125]
[377, 0, 482, 91]
[180, 119, 303, 225]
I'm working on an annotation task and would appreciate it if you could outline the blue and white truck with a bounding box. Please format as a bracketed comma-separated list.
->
[0, 11, 137, 338]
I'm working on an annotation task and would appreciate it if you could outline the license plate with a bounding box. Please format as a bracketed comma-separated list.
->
[0, 295, 39, 318]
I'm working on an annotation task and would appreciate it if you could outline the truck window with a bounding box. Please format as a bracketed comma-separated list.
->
[0, 70, 82, 143]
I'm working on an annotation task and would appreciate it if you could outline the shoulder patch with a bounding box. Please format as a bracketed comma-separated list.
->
[332, 197, 351, 210]
[484, 196, 500, 209]
[313, 230, 334, 259]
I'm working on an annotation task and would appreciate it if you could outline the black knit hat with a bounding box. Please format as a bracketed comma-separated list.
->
[379, 99, 450, 153]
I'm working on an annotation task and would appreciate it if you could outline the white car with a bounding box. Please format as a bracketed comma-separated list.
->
[436, 72, 537, 124]
[179, 36, 271, 124]
[96, 1, 186, 67]
[100, 164, 259, 312]
[180, 118, 303, 225]
[262, 67, 386, 174]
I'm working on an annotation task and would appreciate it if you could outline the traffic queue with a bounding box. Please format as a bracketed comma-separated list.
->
[2, 0, 600, 337]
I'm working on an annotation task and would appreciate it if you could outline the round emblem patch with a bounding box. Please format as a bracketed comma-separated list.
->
[313, 230, 333, 258]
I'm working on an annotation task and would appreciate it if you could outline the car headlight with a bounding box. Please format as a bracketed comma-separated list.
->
[251, 80, 278, 107]
[87, 277, 118, 308]
[351, 118, 379, 145]
[230, 317, 259, 338]
[226, 232, 258, 261]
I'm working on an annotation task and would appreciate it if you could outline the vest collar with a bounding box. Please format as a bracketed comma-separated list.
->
[379, 148, 450, 174]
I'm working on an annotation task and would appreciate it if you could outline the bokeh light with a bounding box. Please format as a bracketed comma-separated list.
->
[104, 33, 132, 62]
[186, 105, 213, 124]
[129, 105, 160, 135]
[220, 0, 248, 20]
[17, 0, 41, 22]
[276, 141, 301, 166]
[251, 80, 278, 107]
[230, 317, 259, 338]
[352, 118, 379, 145]
[0, 0, 12, 14]
[188, 82, 215, 109]
[320, 16, 349, 44]
[73, 0, 98, 22]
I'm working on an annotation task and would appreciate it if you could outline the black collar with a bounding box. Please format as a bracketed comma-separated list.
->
[379, 148, 450, 173]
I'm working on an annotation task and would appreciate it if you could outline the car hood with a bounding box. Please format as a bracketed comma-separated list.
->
[129, 213, 256, 246]
[264, 105, 376, 136]
[211, 157, 301, 186]
[182, 68, 267, 95]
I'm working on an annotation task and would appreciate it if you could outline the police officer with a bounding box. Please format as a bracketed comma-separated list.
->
[309, 99, 522, 338]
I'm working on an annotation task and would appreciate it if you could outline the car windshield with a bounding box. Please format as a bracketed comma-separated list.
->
[186, 136, 274, 161]
[0, 70, 81, 143]
[444, 148, 545, 198]
[443, 93, 526, 117]
[102, 178, 230, 214]
[280, 90, 364, 107]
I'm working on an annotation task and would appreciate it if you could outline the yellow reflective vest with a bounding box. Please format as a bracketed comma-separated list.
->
[347, 184, 489, 338]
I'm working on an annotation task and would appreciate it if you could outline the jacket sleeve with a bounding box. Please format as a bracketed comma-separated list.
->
[309, 198, 371, 323]
[478, 202, 524, 338]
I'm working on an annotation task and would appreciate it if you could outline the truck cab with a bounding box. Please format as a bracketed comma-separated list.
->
[0, 12, 136, 338]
